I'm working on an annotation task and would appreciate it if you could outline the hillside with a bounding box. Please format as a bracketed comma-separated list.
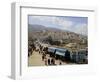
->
[28, 24, 87, 40]
[28, 24, 87, 50]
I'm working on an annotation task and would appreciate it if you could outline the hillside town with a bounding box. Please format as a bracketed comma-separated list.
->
[28, 24, 88, 66]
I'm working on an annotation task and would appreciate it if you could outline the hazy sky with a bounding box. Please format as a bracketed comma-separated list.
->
[28, 15, 88, 35]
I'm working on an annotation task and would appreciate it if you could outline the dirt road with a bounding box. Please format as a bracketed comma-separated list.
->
[28, 50, 70, 66]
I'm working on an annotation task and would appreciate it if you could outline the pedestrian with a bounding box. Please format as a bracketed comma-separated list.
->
[42, 55, 44, 61]
[44, 54, 46, 59]
[48, 59, 51, 65]
[45, 58, 48, 66]
[51, 58, 55, 65]
[53, 58, 55, 65]
[59, 62, 62, 65]
[39, 50, 40, 54]
[51, 58, 53, 65]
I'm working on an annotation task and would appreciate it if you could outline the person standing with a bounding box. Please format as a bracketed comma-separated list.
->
[51, 58, 55, 65]
[42, 55, 44, 61]
[48, 59, 51, 65]
[53, 58, 55, 65]
[44, 58, 48, 66]
[51, 58, 53, 65]
[59, 62, 62, 65]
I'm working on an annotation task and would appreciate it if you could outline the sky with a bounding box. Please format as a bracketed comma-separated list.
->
[28, 15, 88, 35]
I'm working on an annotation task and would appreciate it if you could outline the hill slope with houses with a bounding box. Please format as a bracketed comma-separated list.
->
[28, 24, 87, 50]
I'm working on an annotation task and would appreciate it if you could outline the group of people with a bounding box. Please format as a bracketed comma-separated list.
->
[34, 43, 63, 66]
[42, 53, 62, 66]
[42, 56, 56, 65]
